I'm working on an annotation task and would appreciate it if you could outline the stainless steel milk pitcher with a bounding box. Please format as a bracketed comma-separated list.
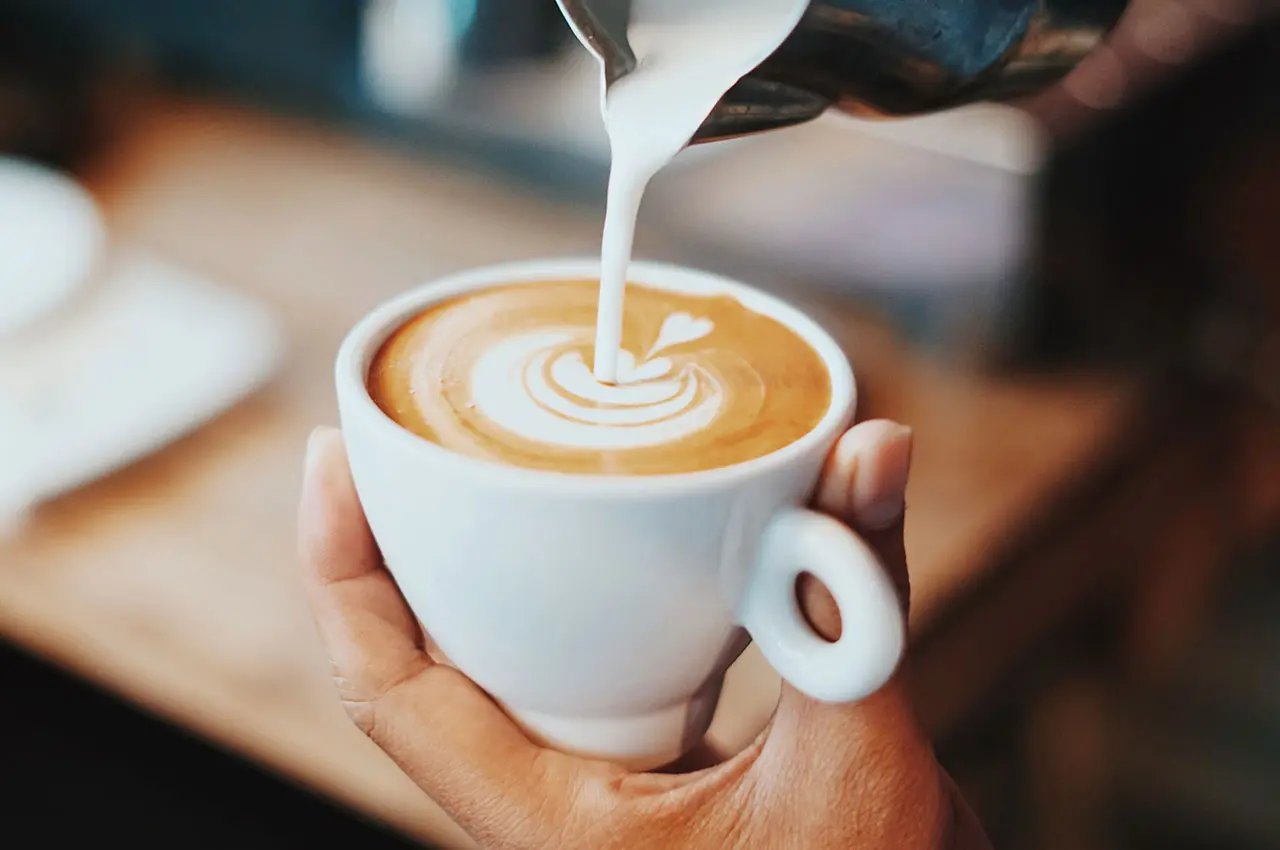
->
[557, 0, 1130, 142]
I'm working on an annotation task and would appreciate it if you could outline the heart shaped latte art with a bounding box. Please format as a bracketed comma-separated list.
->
[647, 312, 714, 357]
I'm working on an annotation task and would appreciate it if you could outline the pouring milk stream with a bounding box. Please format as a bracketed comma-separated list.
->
[582, 0, 809, 384]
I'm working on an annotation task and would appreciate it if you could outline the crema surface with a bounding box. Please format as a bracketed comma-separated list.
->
[368, 281, 831, 475]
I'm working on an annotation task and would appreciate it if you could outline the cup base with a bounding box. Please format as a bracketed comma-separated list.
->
[508, 681, 723, 771]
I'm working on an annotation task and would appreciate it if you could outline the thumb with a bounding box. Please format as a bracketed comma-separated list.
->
[810, 419, 913, 624]
[750, 422, 948, 837]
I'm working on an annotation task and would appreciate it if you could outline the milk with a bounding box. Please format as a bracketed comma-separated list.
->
[590, 0, 809, 384]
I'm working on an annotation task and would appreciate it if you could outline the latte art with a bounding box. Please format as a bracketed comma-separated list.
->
[369, 281, 829, 475]
[471, 329, 728, 450]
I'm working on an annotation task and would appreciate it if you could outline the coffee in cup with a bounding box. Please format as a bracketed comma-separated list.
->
[367, 279, 831, 476]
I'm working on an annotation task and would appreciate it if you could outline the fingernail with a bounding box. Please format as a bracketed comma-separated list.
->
[304, 426, 338, 482]
[852, 423, 913, 530]
[818, 431, 861, 513]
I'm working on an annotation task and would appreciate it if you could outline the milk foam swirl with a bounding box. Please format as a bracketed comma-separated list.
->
[470, 313, 721, 450]
[368, 281, 831, 476]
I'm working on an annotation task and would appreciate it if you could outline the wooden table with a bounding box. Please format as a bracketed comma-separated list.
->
[0, 99, 1140, 848]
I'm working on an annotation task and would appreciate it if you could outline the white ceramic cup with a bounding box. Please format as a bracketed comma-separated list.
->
[336, 259, 904, 769]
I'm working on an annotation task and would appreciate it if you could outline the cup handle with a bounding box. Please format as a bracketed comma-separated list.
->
[739, 509, 905, 703]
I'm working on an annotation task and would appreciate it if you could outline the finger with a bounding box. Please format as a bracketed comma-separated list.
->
[816, 420, 912, 532]
[298, 428, 594, 844]
[750, 421, 942, 826]
[808, 420, 913, 636]
[298, 427, 430, 714]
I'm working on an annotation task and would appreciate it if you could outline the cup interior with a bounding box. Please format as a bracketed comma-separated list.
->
[337, 258, 856, 492]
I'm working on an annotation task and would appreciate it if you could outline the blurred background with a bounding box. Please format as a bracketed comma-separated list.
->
[0, 1, 1277, 848]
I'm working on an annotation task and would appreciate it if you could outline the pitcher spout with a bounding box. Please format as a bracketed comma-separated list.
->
[691, 77, 832, 144]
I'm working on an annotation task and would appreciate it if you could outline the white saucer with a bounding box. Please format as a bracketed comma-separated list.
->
[0, 253, 282, 528]
[0, 158, 105, 338]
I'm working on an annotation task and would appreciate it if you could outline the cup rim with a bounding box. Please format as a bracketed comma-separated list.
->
[336, 258, 856, 495]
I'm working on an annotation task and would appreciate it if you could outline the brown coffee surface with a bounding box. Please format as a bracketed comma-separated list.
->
[368, 280, 831, 475]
